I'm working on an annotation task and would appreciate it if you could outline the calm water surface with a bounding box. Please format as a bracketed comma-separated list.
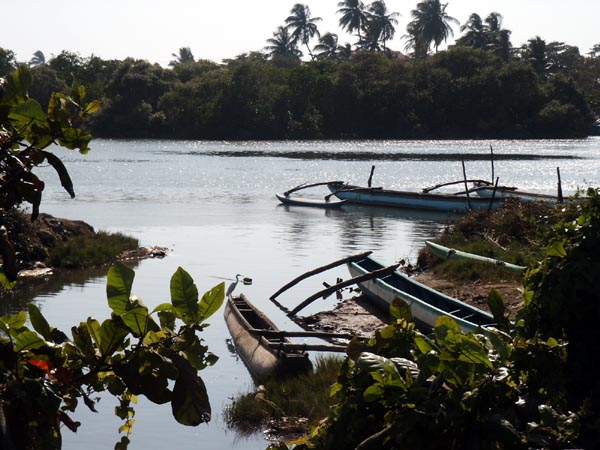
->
[17, 138, 600, 449]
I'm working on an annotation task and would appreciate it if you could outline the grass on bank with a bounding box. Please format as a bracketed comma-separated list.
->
[417, 198, 576, 284]
[48, 231, 139, 269]
[224, 355, 342, 435]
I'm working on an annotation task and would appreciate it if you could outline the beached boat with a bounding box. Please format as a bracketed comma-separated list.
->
[347, 255, 496, 333]
[275, 192, 347, 208]
[425, 241, 526, 272]
[328, 182, 503, 213]
[224, 294, 313, 380]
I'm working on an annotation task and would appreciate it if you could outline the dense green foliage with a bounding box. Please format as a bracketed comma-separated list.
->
[0, 263, 224, 449]
[269, 191, 600, 450]
[48, 230, 139, 269]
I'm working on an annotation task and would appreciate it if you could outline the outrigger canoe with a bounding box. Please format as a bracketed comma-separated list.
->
[328, 182, 503, 213]
[224, 294, 313, 380]
[347, 255, 496, 334]
[425, 241, 526, 271]
[275, 192, 347, 208]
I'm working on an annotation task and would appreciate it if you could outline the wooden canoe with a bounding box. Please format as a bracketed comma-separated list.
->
[275, 192, 347, 208]
[425, 241, 526, 272]
[224, 294, 313, 380]
[327, 182, 502, 213]
[347, 255, 496, 334]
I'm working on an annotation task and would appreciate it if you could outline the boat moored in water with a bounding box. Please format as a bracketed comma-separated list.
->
[224, 294, 313, 380]
[328, 181, 503, 213]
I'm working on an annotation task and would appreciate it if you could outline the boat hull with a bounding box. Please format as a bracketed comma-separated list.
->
[425, 241, 526, 271]
[348, 257, 495, 333]
[471, 183, 559, 203]
[328, 183, 502, 212]
[224, 294, 312, 380]
[275, 193, 347, 208]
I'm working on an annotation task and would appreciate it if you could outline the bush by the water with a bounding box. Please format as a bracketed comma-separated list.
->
[48, 231, 139, 269]
[224, 356, 342, 435]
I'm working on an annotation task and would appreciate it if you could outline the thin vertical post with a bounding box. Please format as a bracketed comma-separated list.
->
[490, 144, 495, 184]
[367, 165, 375, 188]
[462, 159, 472, 211]
[557, 167, 563, 203]
[488, 177, 500, 213]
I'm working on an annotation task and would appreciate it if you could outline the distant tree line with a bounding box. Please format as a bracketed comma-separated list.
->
[2, 0, 599, 139]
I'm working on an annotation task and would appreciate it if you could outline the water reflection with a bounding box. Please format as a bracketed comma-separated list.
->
[0, 262, 140, 316]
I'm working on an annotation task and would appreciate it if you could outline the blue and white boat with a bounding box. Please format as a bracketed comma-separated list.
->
[328, 181, 503, 213]
[347, 255, 496, 333]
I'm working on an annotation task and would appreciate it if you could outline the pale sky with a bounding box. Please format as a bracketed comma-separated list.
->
[4, 0, 599, 66]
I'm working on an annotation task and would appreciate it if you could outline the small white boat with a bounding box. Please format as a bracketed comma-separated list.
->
[275, 192, 347, 208]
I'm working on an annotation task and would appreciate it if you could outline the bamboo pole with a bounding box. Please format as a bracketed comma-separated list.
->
[267, 342, 348, 353]
[270, 251, 373, 301]
[422, 179, 492, 193]
[289, 263, 401, 316]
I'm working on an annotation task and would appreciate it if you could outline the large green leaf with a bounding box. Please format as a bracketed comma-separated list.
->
[121, 307, 160, 338]
[8, 98, 47, 128]
[97, 319, 129, 359]
[0, 310, 27, 334]
[170, 267, 199, 324]
[15, 329, 45, 352]
[170, 354, 211, 426]
[107, 262, 135, 315]
[487, 289, 511, 332]
[28, 303, 52, 340]
[198, 282, 225, 322]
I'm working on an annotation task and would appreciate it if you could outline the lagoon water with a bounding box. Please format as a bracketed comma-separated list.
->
[10, 138, 600, 449]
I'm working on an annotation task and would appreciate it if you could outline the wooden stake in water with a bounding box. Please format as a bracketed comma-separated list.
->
[368, 165, 375, 188]
[557, 167, 563, 203]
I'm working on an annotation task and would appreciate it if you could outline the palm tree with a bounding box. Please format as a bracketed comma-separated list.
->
[337, 0, 368, 42]
[285, 4, 322, 60]
[264, 26, 302, 61]
[521, 36, 547, 77]
[457, 13, 485, 48]
[169, 47, 195, 66]
[313, 33, 341, 61]
[405, 0, 458, 57]
[29, 50, 46, 67]
[457, 12, 512, 61]
[365, 0, 399, 51]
